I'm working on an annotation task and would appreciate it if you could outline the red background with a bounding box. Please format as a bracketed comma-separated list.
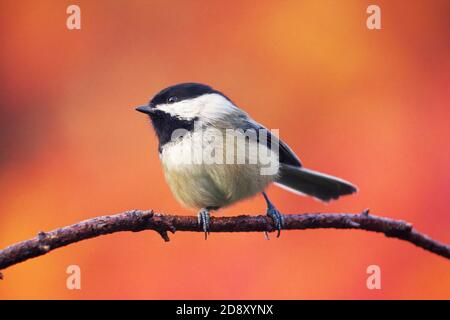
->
[0, 0, 449, 299]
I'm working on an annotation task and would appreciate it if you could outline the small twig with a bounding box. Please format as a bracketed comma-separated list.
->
[0, 210, 448, 277]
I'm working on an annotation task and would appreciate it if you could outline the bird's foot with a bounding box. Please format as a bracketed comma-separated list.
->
[197, 208, 211, 239]
[266, 207, 284, 238]
[262, 192, 284, 238]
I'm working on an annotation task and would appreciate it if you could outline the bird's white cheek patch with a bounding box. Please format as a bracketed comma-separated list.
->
[154, 94, 235, 121]
[157, 99, 202, 120]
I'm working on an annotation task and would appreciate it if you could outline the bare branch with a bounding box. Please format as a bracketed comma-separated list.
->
[0, 209, 448, 277]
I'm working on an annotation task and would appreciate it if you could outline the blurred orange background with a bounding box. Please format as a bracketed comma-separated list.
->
[0, 0, 449, 299]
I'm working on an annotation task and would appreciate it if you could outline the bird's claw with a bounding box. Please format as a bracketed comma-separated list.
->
[198, 209, 211, 239]
[262, 192, 284, 238]
[267, 207, 284, 238]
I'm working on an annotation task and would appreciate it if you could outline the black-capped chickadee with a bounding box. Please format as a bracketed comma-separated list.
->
[136, 83, 357, 238]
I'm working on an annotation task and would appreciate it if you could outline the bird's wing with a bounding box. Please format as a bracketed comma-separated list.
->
[243, 119, 302, 167]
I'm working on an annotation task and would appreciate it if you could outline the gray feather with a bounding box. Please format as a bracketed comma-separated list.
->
[276, 164, 357, 202]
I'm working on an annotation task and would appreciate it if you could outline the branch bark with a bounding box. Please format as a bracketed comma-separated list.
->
[0, 209, 449, 277]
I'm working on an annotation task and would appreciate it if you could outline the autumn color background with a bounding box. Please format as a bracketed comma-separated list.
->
[0, 0, 449, 299]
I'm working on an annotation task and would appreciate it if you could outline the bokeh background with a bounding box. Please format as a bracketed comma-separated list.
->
[0, 0, 449, 299]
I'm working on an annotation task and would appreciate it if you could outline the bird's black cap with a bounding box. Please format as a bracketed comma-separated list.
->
[136, 83, 222, 114]
[150, 83, 216, 106]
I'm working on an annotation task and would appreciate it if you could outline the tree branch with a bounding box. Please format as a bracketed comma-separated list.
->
[0, 209, 449, 277]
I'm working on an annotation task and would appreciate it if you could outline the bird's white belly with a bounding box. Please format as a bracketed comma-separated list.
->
[160, 129, 279, 209]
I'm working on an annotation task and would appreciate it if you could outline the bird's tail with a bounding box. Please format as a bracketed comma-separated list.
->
[275, 164, 357, 202]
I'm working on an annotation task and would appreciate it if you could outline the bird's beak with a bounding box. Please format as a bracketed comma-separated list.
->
[135, 105, 155, 114]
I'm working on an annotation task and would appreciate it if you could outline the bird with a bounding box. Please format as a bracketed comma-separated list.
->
[136, 83, 357, 238]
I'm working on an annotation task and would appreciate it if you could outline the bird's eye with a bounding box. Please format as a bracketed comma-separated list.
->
[167, 96, 178, 104]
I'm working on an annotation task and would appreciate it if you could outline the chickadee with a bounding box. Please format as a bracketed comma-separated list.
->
[136, 83, 357, 238]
